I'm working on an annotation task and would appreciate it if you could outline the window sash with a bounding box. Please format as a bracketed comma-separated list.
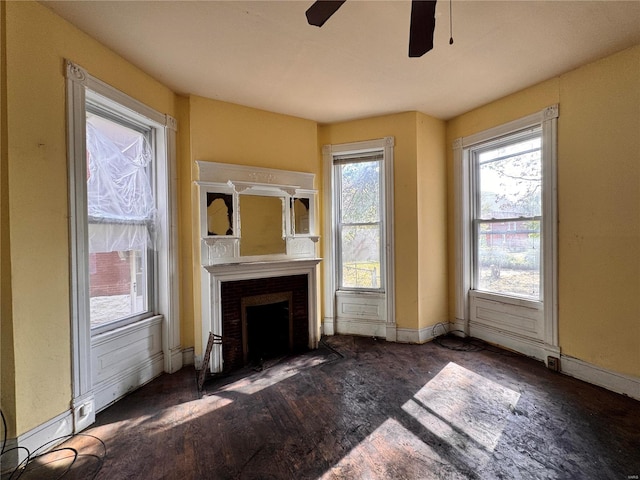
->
[85, 101, 158, 335]
[334, 153, 385, 292]
[470, 129, 543, 301]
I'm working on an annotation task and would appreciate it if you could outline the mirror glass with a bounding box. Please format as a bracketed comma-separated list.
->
[239, 195, 286, 256]
[292, 197, 310, 235]
[207, 192, 233, 236]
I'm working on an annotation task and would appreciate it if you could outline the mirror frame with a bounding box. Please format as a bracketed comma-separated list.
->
[196, 162, 319, 264]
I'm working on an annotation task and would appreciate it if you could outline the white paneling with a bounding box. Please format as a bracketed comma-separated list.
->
[341, 301, 380, 318]
[91, 316, 163, 411]
[470, 293, 543, 340]
[286, 237, 317, 258]
[336, 291, 385, 322]
[335, 291, 386, 337]
[335, 317, 387, 338]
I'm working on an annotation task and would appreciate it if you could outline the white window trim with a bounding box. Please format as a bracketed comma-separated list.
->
[453, 105, 559, 358]
[66, 60, 180, 432]
[322, 137, 396, 340]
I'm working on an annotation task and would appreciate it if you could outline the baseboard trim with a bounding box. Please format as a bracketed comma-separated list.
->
[322, 317, 335, 336]
[469, 321, 559, 363]
[72, 392, 95, 433]
[385, 324, 397, 342]
[194, 353, 203, 370]
[396, 326, 438, 344]
[168, 347, 184, 373]
[2, 409, 74, 469]
[451, 318, 468, 336]
[459, 321, 638, 399]
[560, 355, 640, 401]
[182, 347, 195, 366]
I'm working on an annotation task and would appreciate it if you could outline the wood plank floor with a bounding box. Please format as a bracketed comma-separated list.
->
[13, 335, 640, 479]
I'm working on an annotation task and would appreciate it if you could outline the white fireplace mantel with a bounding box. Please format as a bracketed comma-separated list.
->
[201, 258, 322, 373]
[196, 162, 322, 373]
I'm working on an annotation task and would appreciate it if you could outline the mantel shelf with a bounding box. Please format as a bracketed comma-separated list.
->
[204, 257, 322, 276]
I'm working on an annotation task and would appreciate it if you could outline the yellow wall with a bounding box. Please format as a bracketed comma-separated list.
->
[319, 112, 449, 331]
[185, 95, 320, 352]
[4, 1, 177, 435]
[176, 95, 194, 350]
[556, 46, 639, 375]
[447, 45, 640, 377]
[416, 113, 449, 331]
[1, 0, 17, 439]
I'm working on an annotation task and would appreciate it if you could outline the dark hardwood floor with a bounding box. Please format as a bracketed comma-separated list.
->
[13, 335, 640, 479]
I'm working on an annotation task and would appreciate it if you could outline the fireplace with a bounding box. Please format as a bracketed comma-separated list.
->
[196, 162, 321, 374]
[220, 275, 309, 371]
[201, 259, 321, 373]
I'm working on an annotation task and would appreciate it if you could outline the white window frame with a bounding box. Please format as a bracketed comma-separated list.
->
[322, 137, 396, 340]
[453, 105, 559, 362]
[66, 60, 180, 431]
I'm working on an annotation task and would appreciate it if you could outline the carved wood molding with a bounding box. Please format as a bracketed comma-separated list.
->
[65, 60, 87, 85]
[165, 114, 178, 131]
[543, 104, 559, 121]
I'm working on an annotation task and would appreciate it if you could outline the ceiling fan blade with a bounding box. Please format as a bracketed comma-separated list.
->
[408, 0, 437, 57]
[305, 0, 347, 27]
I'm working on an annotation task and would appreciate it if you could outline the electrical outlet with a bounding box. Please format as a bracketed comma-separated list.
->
[547, 356, 559, 372]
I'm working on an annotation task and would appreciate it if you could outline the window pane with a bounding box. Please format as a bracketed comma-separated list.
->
[340, 225, 381, 289]
[86, 113, 154, 328]
[476, 220, 541, 299]
[478, 137, 541, 219]
[89, 249, 148, 327]
[340, 161, 380, 223]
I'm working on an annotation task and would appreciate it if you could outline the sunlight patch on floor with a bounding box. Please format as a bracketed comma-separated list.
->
[404, 362, 520, 452]
[217, 354, 331, 396]
[321, 418, 469, 479]
[93, 397, 234, 439]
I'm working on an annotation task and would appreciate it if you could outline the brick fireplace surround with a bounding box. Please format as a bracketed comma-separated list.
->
[201, 259, 321, 373]
[221, 274, 308, 371]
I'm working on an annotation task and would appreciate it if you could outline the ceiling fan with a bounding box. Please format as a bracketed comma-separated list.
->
[305, 0, 439, 57]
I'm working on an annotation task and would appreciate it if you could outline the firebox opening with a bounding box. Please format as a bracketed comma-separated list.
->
[242, 293, 293, 367]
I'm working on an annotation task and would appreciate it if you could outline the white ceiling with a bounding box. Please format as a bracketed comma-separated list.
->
[42, 0, 640, 123]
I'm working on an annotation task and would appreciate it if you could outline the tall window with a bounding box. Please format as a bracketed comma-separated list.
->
[471, 128, 542, 300]
[67, 61, 180, 424]
[334, 152, 384, 291]
[85, 107, 157, 331]
[454, 105, 558, 361]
